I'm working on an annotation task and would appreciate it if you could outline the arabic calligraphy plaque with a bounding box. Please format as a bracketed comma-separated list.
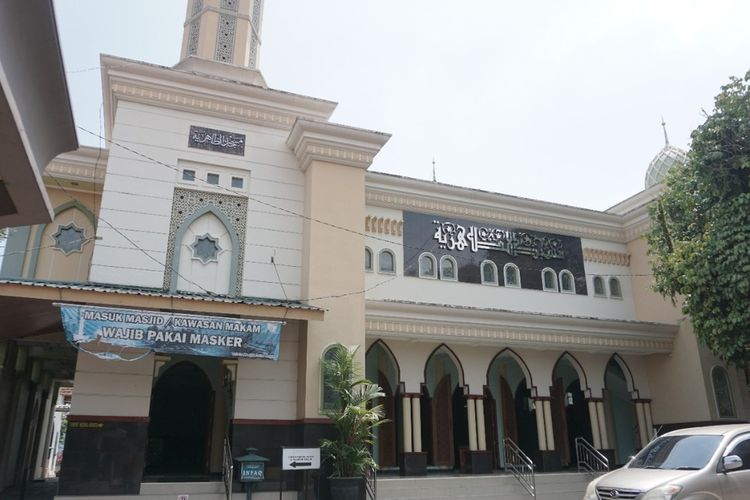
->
[188, 125, 246, 156]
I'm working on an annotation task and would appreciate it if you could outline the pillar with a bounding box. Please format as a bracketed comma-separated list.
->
[401, 395, 413, 453]
[476, 399, 487, 451]
[588, 400, 601, 449]
[596, 400, 609, 449]
[411, 396, 422, 452]
[467, 397, 478, 451]
[534, 398, 547, 450]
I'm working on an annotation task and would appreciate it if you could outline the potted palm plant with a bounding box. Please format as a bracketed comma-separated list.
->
[320, 343, 385, 500]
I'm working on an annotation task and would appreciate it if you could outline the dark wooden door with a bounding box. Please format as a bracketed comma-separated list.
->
[431, 375, 454, 467]
[378, 372, 397, 467]
[550, 378, 570, 466]
[500, 377, 518, 443]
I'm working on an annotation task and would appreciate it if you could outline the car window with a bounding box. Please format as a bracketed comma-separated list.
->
[630, 435, 723, 470]
[726, 438, 750, 471]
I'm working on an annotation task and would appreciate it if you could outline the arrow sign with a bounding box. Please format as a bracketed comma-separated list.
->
[282, 448, 320, 471]
[289, 461, 312, 468]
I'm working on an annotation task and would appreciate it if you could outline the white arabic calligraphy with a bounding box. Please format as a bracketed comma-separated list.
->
[191, 131, 244, 149]
[432, 220, 565, 260]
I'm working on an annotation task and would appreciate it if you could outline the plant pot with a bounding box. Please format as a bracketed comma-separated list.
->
[328, 476, 366, 500]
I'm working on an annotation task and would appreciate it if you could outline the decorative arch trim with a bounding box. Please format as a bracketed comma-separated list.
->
[169, 205, 241, 296]
[423, 343, 466, 396]
[551, 351, 589, 393]
[485, 347, 535, 393]
[26, 200, 97, 279]
[365, 339, 402, 389]
[605, 353, 637, 396]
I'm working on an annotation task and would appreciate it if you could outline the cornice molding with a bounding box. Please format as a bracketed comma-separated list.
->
[44, 147, 108, 186]
[100, 54, 336, 137]
[583, 248, 630, 266]
[365, 173, 628, 242]
[286, 119, 391, 172]
[365, 300, 676, 355]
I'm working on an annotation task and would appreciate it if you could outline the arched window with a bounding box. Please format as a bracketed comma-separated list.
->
[364, 247, 373, 271]
[321, 346, 339, 411]
[481, 260, 498, 285]
[593, 276, 606, 297]
[378, 249, 395, 274]
[419, 253, 437, 278]
[609, 277, 622, 298]
[439, 255, 457, 281]
[542, 268, 558, 292]
[712, 366, 736, 418]
[503, 263, 521, 288]
[559, 270, 575, 293]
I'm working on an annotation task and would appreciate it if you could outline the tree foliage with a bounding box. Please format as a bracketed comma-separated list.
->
[647, 70, 750, 364]
[319, 343, 385, 477]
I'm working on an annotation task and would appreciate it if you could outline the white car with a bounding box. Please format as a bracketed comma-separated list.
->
[583, 424, 750, 500]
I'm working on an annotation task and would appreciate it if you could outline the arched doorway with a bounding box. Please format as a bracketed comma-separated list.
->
[145, 360, 215, 477]
[550, 354, 592, 467]
[485, 350, 537, 468]
[604, 356, 638, 465]
[365, 341, 399, 469]
[422, 346, 466, 469]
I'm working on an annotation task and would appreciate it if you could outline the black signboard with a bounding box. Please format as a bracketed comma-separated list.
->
[402, 211, 588, 294]
[188, 125, 246, 156]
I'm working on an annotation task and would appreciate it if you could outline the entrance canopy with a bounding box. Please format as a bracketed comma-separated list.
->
[0, 279, 324, 341]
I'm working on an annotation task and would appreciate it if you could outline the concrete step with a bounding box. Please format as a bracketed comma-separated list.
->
[377, 472, 590, 500]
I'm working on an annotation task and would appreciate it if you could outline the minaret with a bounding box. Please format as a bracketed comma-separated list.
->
[175, 0, 266, 85]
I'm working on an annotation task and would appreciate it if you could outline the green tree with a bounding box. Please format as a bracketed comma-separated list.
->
[320, 343, 385, 478]
[647, 70, 750, 364]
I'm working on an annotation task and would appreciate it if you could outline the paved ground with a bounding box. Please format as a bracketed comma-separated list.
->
[1, 479, 58, 500]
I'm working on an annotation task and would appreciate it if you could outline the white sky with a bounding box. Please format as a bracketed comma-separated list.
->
[53, 0, 750, 211]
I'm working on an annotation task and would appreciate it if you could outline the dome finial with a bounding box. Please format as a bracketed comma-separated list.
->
[661, 117, 670, 146]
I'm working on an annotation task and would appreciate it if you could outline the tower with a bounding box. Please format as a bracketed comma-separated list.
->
[176, 0, 266, 85]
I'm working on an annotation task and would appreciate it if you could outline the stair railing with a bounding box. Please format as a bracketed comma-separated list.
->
[575, 436, 609, 476]
[364, 464, 377, 500]
[222, 437, 233, 500]
[503, 437, 536, 498]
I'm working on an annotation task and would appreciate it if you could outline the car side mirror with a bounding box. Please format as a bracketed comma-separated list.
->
[722, 455, 743, 472]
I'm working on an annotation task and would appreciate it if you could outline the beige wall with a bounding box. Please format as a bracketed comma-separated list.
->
[299, 160, 366, 418]
[628, 237, 713, 423]
[234, 322, 300, 420]
[70, 350, 154, 418]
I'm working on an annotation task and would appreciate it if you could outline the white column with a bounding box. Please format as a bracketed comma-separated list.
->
[411, 396, 422, 452]
[596, 401, 609, 449]
[535, 399, 547, 450]
[644, 401, 654, 442]
[588, 400, 601, 449]
[467, 397, 478, 451]
[402, 396, 413, 453]
[476, 399, 487, 451]
[543, 400, 555, 451]
[635, 402, 648, 448]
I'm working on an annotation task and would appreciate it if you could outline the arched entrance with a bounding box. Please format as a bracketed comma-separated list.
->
[422, 345, 466, 469]
[550, 354, 592, 467]
[365, 341, 399, 468]
[145, 359, 225, 478]
[485, 350, 537, 468]
[604, 356, 638, 465]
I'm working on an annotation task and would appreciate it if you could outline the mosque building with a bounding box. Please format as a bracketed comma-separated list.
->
[0, 1, 747, 499]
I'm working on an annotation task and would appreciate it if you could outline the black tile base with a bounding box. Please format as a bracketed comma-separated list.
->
[399, 452, 427, 476]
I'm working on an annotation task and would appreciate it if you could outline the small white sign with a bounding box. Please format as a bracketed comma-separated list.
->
[282, 447, 321, 470]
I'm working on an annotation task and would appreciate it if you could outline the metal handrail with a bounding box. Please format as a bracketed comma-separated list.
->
[503, 438, 536, 498]
[222, 438, 233, 500]
[575, 437, 609, 476]
[364, 464, 377, 500]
